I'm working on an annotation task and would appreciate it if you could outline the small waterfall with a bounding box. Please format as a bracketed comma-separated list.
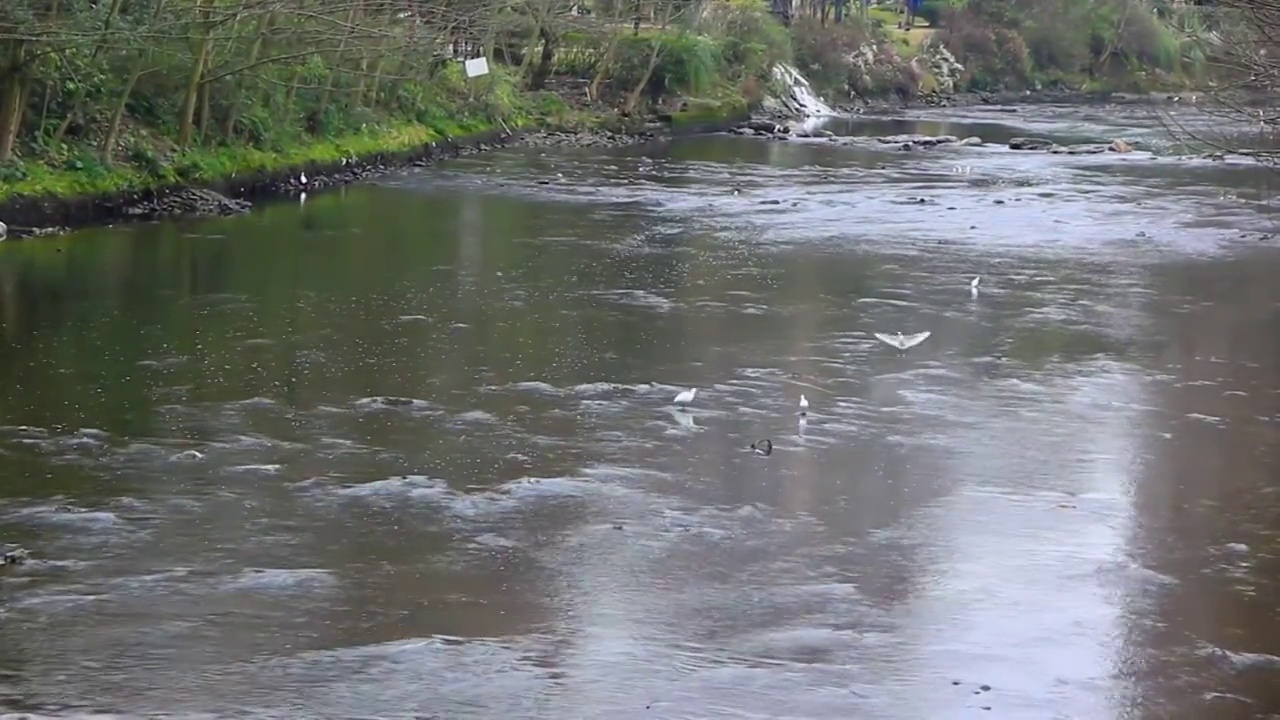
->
[770, 63, 838, 118]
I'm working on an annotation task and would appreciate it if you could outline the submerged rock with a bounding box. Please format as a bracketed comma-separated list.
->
[1109, 139, 1134, 153]
[2, 547, 29, 565]
[1049, 144, 1108, 155]
[1008, 137, 1056, 151]
[876, 134, 959, 147]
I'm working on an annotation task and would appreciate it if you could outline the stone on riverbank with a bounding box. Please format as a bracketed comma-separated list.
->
[119, 187, 252, 220]
[515, 129, 658, 149]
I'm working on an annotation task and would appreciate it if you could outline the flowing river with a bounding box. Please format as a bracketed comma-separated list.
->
[1, 103, 1279, 719]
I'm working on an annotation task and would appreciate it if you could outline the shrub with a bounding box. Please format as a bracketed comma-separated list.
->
[941, 8, 1033, 90]
[703, 0, 794, 80]
[612, 32, 722, 100]
[790, 15, 878, 98]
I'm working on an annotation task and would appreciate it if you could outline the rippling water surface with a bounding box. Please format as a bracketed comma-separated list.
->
[2, 104, 1279, 719]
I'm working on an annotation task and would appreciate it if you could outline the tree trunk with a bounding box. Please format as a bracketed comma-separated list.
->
[178, 0, 216, 149]
[318, 3, 361, 120]
[529, 25, 557, 90]
[0, 42, 28, 162]
[103, 0, 167, 164]
[102, 69, 143, 165]
[624, 37, 664, 114]
[224, 9, 273, 139]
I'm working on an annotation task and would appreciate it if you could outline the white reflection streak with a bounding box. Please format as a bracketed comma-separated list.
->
[892, 370, 1141, 719]
[458, 191, 484, 276]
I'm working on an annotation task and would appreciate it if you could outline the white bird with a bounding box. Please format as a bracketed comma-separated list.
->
[299, 171, 309, 186]
[874, 331, 932, 352]
[970, 275, 981, 298]
[673, 387, 697, 408]
[798, 394, 809, 416]
[0, 220, 7, 239]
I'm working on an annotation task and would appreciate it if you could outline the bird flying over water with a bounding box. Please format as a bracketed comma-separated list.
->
[874, 331, 932, 352]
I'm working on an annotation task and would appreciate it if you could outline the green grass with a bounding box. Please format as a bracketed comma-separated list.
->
[0, 79, 759, 205]
[866, 6, 938, 52]
[670, 97, 749, 130]
[0, 118, 507, 203]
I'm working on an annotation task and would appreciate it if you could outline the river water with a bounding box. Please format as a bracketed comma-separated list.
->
[1, 104, 1279, 719]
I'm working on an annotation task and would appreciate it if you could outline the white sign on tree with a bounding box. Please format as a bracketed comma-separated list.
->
[464, 57, 490, 78]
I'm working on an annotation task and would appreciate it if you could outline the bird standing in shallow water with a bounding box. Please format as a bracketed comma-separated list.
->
[673, 387, 697, 409]
[971, 275, 981, 299]
[798, 394, 809, 416]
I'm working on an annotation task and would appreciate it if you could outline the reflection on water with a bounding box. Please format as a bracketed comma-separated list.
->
[1, 105, 1278, 719]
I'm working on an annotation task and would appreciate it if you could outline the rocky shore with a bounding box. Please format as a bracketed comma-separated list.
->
[725, 118, 1146, 156]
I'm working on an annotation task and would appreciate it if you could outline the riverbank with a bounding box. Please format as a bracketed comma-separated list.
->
[0, 84, 1224, 241]
[0, 109, 738, 240]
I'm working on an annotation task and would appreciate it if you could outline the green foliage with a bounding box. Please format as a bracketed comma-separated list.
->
[705, 0, 794, 80]
[671, 97, 749, 130]
[613, 32, 723, 97]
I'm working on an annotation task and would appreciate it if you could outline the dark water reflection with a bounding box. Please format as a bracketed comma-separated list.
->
[1, 106, 1279, 719]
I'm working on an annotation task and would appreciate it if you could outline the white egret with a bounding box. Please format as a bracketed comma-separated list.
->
[970, 275, 981, 299]
[673, 387, 697, 408]
[798, 394, 809, 416]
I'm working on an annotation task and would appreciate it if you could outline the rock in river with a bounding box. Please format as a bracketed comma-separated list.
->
[3, 546, 30, 565]
[876, 134, 960, 147]
[1008, 137, 1056, 151]
[1049, 144, 1109, 155]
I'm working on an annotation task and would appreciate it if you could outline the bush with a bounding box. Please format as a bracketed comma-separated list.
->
[790, 16, 879, 98]
[941, 8, 1033, 90]
[612, 32, 722, 100]
[702, 0, 793, 80]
